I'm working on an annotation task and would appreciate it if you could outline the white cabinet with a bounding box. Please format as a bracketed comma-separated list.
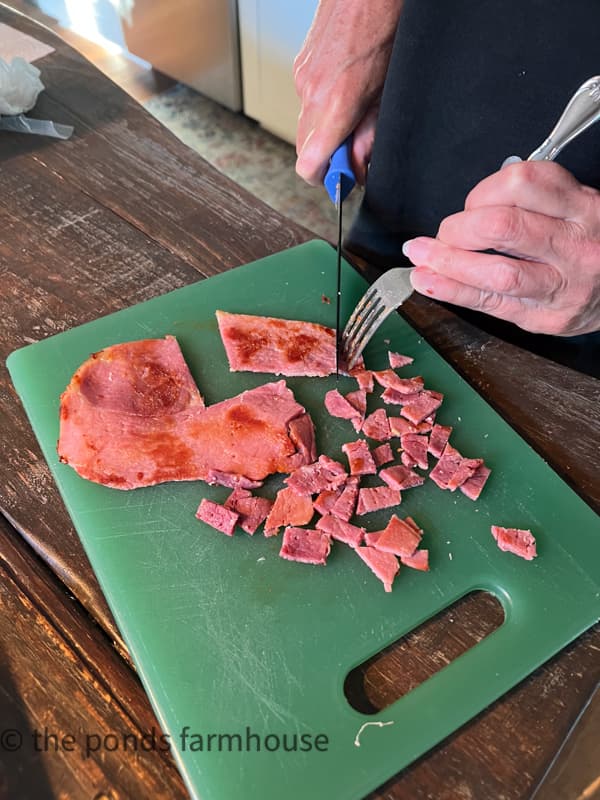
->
[238, 0, 318, 144]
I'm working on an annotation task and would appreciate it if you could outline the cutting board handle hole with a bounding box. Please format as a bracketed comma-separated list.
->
[344, 590, 505, 715]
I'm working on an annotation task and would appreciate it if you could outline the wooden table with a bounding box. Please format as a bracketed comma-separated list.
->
[1, 5, 598, 799]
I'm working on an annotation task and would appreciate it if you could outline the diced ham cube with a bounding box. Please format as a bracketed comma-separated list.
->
[331, 476, 359, 521]
[401, 390, 444, 424]
[195, 498, 239, 536]
[280, 527, 331, 565]
[491, 526, 537, 560]
[325, 389, 362, 426]
[285, 454, 347, 496]
[382, 388, 423, 406]
[224, 488, 273, 535]
[379, 464, 425, 491]
[400, 549, 430, 571]
[371, 514, 421, 557]
[428, 424, 453, 458]
[350, 368, 375, 393]
[388, 352, 414, 369]
[356, 486, 401, 515]
[355, 546, 399, 592]
[342, 440, 377, 476]
[460, 464, 492, 501]
[264, 487, 314, 536]
[372, 443, 394, 467]
[316, 514, 365, 548]
[388, 415, 418, 436]
[361, 409, 391, 441]
[400, 433, 429, 470]
[313, 487, 343, 515]
[373, 370, 424, 394]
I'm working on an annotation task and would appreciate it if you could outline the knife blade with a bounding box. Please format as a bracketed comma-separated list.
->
[323, 138, 356, 378]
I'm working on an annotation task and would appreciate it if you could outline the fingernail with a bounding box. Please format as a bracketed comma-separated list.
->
[402, 237, 429, 262]
[501, 155, 522, 169]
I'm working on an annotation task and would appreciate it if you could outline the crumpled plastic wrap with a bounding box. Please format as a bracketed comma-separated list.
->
[0, 56, 44, 115]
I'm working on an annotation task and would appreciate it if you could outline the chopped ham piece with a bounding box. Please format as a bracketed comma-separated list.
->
[224, 488, 273, 535]
[372, 443, 394, 467]
[382, 388, 423, 406]
[388, 352, 414, 369]
[430, 442, 488, 494]
[205, 470, 263, 490]
[356, 486, 401, 515]
[361, 409, 391, 441]
[373, 370, 424, 394]
[350, 368, 374, 393]
[491, 526, 537, 560]
[288, 414, 317, 465]
[285, 455, 347, 496]
[401, 451, 416, 468]
[345, 389, 367, 417]
[58, 337, 315, 490]
[325, 389, 363, 427]
[217, 310, 361, 377]
[364, 531, 382, 547]
[429, 443, 464, 489]
[280, 527, 331, 565]
[416, 416, 436, 433]
[195, 498, 239, 536]
[379, 464, 425, 491]
[428, 424, 453, 458]
[404, 516, 423, 535]
[264, 487, 314, 536]
[371, 514, 421, 557]
[331, 476, 359, 521]
[316, 514, 365, 548]
[388, 415, 418, 436]
[401, 390, 444, 424]
[446, 458, 483, 491]
[313, 488, 343, 515]
[460, 464, 492, 501]
[401, 549, 430, 571]
[342, 439, 377, 476]
[355, 547, 399, 592]
[400, 433, 429, 470]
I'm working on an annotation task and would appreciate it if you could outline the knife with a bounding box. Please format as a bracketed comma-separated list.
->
[323, 137, 357, 378]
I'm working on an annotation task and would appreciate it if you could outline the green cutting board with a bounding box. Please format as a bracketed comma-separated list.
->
[7, 241, 600, 800]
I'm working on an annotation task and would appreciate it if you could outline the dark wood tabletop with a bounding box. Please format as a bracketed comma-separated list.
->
[1, 5, 598, 799]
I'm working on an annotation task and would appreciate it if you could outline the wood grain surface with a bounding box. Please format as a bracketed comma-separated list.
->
[0, 5, 598, 799]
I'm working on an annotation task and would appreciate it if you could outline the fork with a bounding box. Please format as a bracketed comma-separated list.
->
[341, 74, 600, 370]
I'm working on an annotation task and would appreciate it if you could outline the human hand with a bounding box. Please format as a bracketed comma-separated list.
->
[403, 161, 600, 336]
[294, 0, 403, 186]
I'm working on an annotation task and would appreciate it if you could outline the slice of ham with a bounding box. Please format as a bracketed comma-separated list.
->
[330, 476, 359, 521]
[217, 310, 361, 376]
[58, 337, 315, 490]
[428, 424, 453, 458]
[371, 443, 394, 467]
[205, 470, 263, 490]
[429, 443, 464, 489]
[342, 440, 377, 476]
[325, 389, 363, 428]
[388, 352, 414, 369]
[195, 498, 239, 536]
[388, 416, 418, 436]
[345, 389, 367, 417]
[361, 409, 391, 441]
[491, 526, 537, 560]
[373, 370, 424, 394]
[279, 527, 331, 565]
[460, 464, 491, 501]
[379, 464, 425, 491]
[430, 443, 487, 494]
[400, 433, 429, 470]
[285, 455, 347, 496]
[350, 367, 374, 393]
[355, 546, 399, 592]
[364, 531, 382, 547]
[371, 514, 421, 557]
[382, 388, 423, 406]
[313, 487, 343, 515]
[316, 514, 365, 548]
[356, 486, 401, 515]
[446, 458, 483, 491]
[264, 487, 314, 536]
[224, 488, 273, 535]
[401, 549, 430, 571]
[401, 390, 444, 424]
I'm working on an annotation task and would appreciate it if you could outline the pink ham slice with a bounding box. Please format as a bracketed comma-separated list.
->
[280, 527, 331, 565]
[372, 443, 394, 467]
[382, 388, 423, 406]
[342, 440, 377, 476]
[264, 487, 314, 536]
[313, 487, 343, 515]
[373, 370, 424, 394]
[330, 476, 359, 521]
[361, 409, 391, 441]
[371, 514, 421, 557]
[217, 310, 361, 376]
[195, 498, 239, 536]
[316, 514, 365, 548]
[325, 389, 362, 428]
[285, 455, 347, 496]
[350, 367, 375, 393]
[356, 486, 401, 515]
[355, 547, 399, 592]
[401, 390, 444, 424]
[345, 389, 367, 417]
[401, 549, 430, 571]
[446, 457, 483, 491]
[491, 526, 537, 560]
[460, 464, 492, 501]
[58, 338, 315, 490]
[428, 424, 453, 458]
[364, 531, 382, 547]
[224, 488, 273, 535]
[379, 464, 425, 491]
[400, 433, 429, 470]
[430, 443, 488, 495]
[388, 352, 414, 369]
[388, 416, 418, 436]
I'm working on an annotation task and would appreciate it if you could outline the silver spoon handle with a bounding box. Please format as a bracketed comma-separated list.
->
[528, 75, 600, 161]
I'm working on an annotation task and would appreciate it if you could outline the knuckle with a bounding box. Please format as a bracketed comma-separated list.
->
[478, 291, 505, 314]
[493, 260, 523, 295]
[484, 207, 522, 244]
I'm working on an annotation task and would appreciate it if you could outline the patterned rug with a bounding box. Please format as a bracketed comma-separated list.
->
[144, 84, 362, 243]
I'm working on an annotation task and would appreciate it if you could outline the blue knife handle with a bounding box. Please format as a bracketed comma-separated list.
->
[323, 137, 356, 204]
